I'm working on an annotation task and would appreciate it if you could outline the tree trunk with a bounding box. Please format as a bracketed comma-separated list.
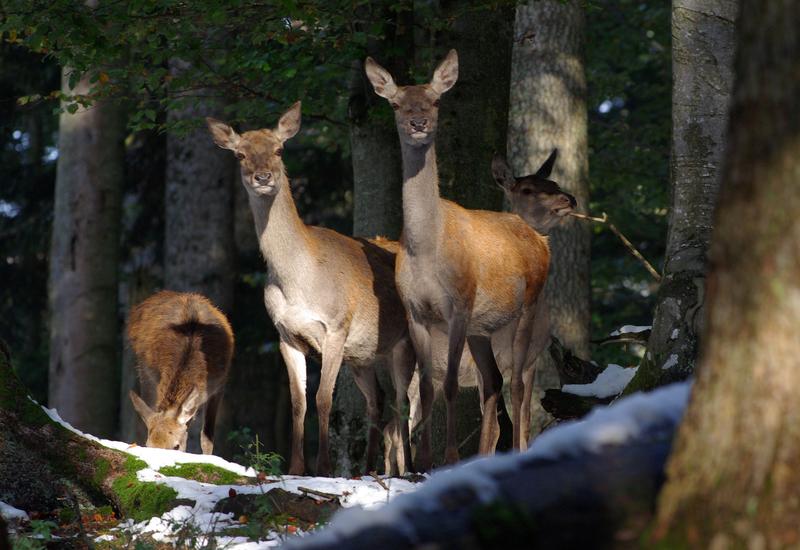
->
[1, 345, 177, 523]
[627, 0, 737, 394]
[48, 68, 125, 438]
[436, 1, 514, 212]
[654, 1, 800, 543]
[164, 63, 236, 453]
[507, 0, 591, 360]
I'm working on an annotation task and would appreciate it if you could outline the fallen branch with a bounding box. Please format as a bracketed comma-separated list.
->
[297, 486, 341, 501]
[369, 471, 390, 492]
[570, 212, 662, 282]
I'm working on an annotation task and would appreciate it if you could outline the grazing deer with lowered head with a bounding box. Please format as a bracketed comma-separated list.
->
[396, 150, 577, 460]
[206, 104, 416, 476]
[366, 50, 550, 466]
[128, 290, 233, 453]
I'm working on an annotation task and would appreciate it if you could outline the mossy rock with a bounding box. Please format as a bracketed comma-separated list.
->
[111, 456, 179, 522]
[158, 462, 249, 485]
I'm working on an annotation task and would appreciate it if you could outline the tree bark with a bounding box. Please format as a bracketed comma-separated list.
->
[48, 68, 125, 438]
[654, 0, 800, 543]
[164, 63, 236, 452]
[627, 0, 737, 393]
[507, 0, 591, 360]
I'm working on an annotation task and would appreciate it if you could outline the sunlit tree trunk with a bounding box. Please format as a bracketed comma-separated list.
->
[48, 68, 125, 437]
[655, 1, 800, 542]
[507, 0, 590, 360]
[164, 62, 235, 451]
[628, 0, 737, 392]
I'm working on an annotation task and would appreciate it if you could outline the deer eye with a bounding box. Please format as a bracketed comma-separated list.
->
[391, 103, 400, 111]
[521, 188, 533, 196]
[235, 152, 246, 161]
[275, 148, 283, 157]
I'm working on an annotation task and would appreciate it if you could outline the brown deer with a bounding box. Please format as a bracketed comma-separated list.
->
[366, 50, 551, 467]
[127, 290, 233, 454]
[206, 104, 416, 476]
[391, 151, 576, 463]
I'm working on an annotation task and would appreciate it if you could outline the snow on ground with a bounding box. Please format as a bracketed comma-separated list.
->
[1, 500, 29, 521]
[609, 324, 651, 336]
[662, 353, 679, 370]
[562, 364, 638, 398]
[33, 399, 419, 548]
[284, 381, 692, 548]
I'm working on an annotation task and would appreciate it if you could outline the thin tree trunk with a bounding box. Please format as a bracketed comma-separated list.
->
[164, 62, 235, 452]
[655, 0, 800, 542]
[507, 0, 591, 360]
[48, 68, 125, 438]
[627, 0, 737, 393]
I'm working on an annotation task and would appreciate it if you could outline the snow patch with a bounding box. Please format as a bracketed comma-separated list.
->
[562, 364, 638, 398]
[671, 328, 679, 339]
[609, 325, 651, 336]
[0, 501, 29, 521]
[662, 354, 679, 370]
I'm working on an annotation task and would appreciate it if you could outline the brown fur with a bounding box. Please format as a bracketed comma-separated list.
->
[207, 105, 416, 476]
[367, 50, 551, 464]
[127, 290, 233, 453]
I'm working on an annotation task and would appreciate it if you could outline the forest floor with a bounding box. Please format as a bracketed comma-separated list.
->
[1, 405, 423, 549]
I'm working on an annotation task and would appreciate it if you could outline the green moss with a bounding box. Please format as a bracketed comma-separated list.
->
[93, 457, 111, 487]
[112, 456, 178, 521]
[158, 462, 244, 485]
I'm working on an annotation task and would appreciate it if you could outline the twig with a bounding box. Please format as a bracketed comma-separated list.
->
[297, 486, 341, 501]
[569, 212, 662, 282]
[369, 471, 390, 492]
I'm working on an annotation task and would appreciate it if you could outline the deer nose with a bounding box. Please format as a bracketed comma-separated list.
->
[410, 118, 428, 131]
[254, 172, 273, 184]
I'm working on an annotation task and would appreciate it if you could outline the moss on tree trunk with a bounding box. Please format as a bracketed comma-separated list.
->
[0, 345, 177, 521]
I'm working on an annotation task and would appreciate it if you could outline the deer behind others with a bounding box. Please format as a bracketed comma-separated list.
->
[127, 290, 233, 454]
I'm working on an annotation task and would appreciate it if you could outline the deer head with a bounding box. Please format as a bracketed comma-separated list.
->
[206, 102, 302, 196]
[365, 49, 459, 148]
[129, 389, 202, 451]
[492, 150, 577, 234]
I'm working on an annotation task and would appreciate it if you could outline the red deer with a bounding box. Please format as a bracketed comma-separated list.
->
[206, 104, 416, 476]
[366, 50, 551, 467]
[127, 290, 233, 454]
[390, 151, 577, 463]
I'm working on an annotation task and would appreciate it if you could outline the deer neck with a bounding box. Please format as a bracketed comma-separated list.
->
[247, 175, 313, 282]
[400, 141, 442, 256]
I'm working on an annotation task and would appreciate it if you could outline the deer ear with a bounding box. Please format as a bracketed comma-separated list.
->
[176, 388, 202, 425]
[491, 153, 516, 192]
[129, 390, 154, 426]
[276, 101, 301, 142]
[431, 49, 458, 95]
[364, 57, 399, 100]
[206, 118, 240, 151]
[535, 149, 558, 180]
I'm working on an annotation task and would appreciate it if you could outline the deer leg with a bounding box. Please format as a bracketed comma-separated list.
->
[279, 340, 308, 476]
[408, 319, 434, 472]
[511, 310, 535, 451]
[520, 362, 536, 449]
[388, 338, 416, 475]
[444, 314, 469, 465]
[315, 334, 346, 477]
[467, 335, 503, 455]
[350, 365, 384, 474]
[200, 392, 222, 455]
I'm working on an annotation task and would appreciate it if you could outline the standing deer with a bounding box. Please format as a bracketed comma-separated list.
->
[206, 104, 416, 476]
[390, 151, 577, 465]
[365, 50, 551, 467]
[127, 290, 233, 454]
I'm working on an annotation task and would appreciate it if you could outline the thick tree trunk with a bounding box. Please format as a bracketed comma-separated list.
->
[436, 1, 514, 212]
[654, 1, 800, 543]
[627, 0, 737, 393]
[507, 0, 591, 360]
[48, 69, 125, 438]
